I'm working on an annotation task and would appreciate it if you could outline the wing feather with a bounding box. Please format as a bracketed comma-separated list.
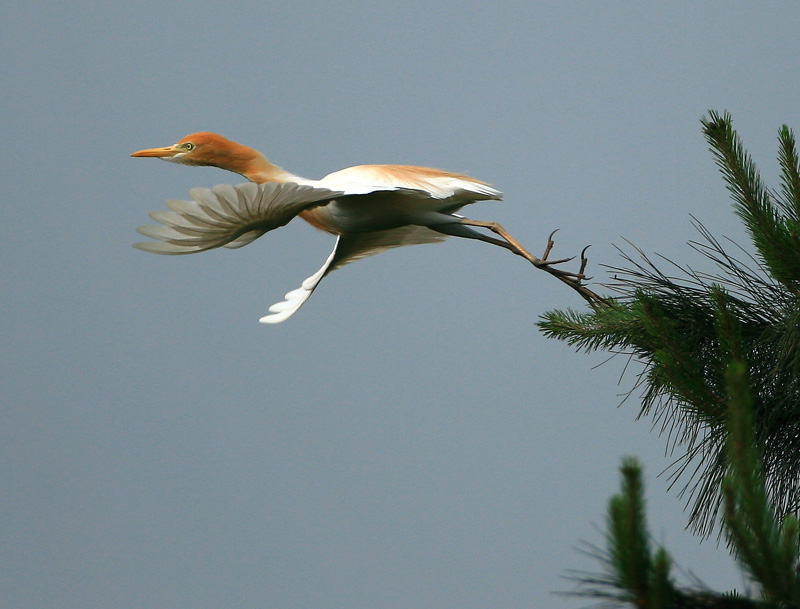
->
[327, 225, 446, 272]
[135, 169, 499, 323]
[259, 238, 340, 324]
[134, 181, 344, 255]
[259, 225, 447, 323]
[318, 165, 502, 201]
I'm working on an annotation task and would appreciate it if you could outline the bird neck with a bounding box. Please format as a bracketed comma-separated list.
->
[197, 140, 295, 184]
[230, 148, 295, 184]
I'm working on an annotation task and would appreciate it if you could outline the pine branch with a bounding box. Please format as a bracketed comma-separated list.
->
[540, 113, 800, 535]
[566, 458, 771, 609]
[610, 459, 656, 603]
[777, 125, 800, 223]
[702, 111, 800, 294]
[722, 360, 800, 607]
[566, 458, 681, 608]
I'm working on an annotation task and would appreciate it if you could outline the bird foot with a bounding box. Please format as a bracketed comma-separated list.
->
[533, 230, 588, 282]
[457, 217, 604, 306]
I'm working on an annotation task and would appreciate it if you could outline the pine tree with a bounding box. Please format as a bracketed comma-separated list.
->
[540, 112, 800, 606]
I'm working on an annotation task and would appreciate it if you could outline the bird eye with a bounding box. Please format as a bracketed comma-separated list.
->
[182, 142, 195, 151]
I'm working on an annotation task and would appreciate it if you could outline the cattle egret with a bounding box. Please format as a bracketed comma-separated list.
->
[132, 132, 588, 323]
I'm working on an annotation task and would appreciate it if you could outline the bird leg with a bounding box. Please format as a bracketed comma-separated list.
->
[458, 219, 577, 274]
[457, 218, 607, 308]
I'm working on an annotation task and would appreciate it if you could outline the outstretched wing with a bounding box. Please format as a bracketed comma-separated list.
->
[259, 224, 447, 323]
[134, 181, 344, 254]
[259, 237, 341, 324]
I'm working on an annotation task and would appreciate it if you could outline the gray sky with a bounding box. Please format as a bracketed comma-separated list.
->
[3, 2, 799, 608]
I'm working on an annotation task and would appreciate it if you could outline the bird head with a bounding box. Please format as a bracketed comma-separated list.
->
[131, 132, 245, 166]
[131, 132, 287, 184]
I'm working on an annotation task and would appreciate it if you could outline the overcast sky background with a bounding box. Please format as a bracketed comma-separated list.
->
[4, 3, 800, 608]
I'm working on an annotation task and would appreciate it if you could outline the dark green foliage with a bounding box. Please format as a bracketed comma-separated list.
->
[570, 364, 799, 607]
[540, 112, 800, 536]
[703, 113, 800, 293]
[567, 459, 677, 609]
[609, 459, 675, 609]
[723, 361, 800, 606]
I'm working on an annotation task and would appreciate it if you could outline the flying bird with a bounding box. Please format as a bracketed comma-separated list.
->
[132, 132, 574, 323]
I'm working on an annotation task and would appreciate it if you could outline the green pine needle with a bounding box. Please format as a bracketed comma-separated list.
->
[540, 112, 800, 536]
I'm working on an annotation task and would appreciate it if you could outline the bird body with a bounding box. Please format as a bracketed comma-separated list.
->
[300, 164, 501, 234]
[132, 132, 511, 323]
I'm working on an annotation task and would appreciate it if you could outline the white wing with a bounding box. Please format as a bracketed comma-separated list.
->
[259, 225, 447, 323]
[134, 181, 344, 254]
[316, 165, 502, 202]
[259, 239, 340, 324]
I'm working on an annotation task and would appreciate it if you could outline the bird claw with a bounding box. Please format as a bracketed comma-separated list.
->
[455, 216, 603, 305]
[527, 229, 606, 307]
[535, 255, 575, 266]
[534, 230, 590, 282]
[541, 229, 559, 260]
[578, 245, 591, 278]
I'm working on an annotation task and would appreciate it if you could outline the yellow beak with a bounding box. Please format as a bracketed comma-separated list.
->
[130, 144, 181, 158]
